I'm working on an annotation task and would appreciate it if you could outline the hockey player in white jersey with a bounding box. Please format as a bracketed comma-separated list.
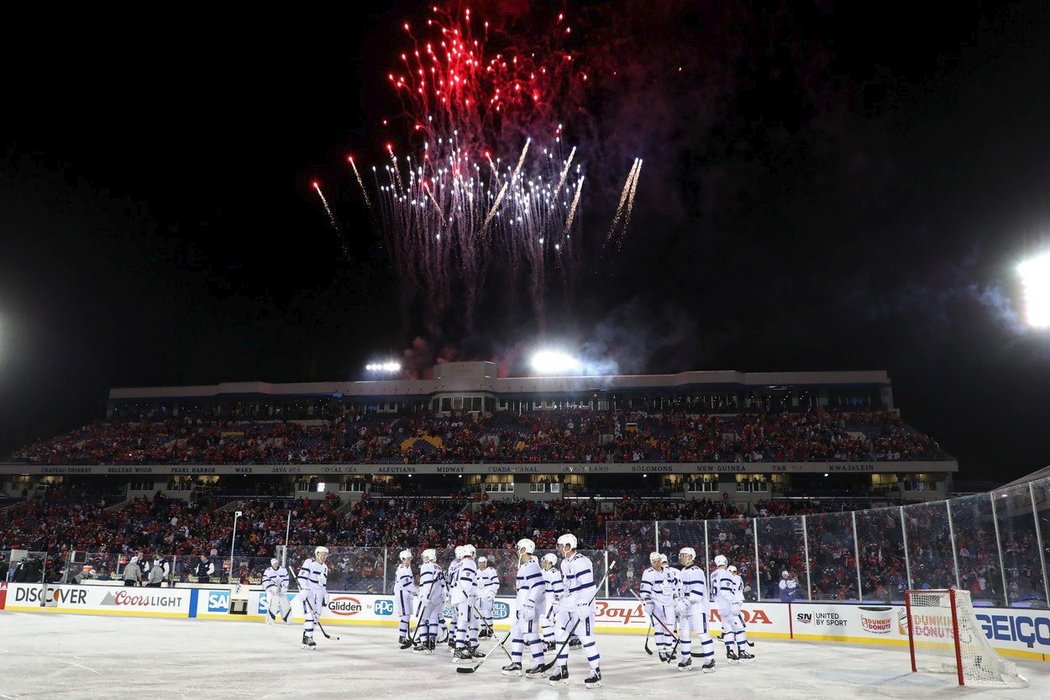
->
[540, 553, 562, 650]
[443, 547, 463, 648]
[727, 565, 754, 661]
[501, 538, 547, 678]
[296, 546, 329, 649]
[262, 558, 290, 624]
[710, 555, 736, 660]
[451, 544, 481, 661]
[412, 548, 443, 654]
[476, 556, 500, 638]
[550, 533, 602, 689]
[675, 547, 715, 672]
[641, 551, 680, 662]
[394, 549, 417, 646]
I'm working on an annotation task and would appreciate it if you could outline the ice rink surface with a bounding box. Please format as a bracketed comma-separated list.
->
[0, 614, 1046, 699]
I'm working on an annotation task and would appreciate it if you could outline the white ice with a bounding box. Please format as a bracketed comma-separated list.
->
[0, 613, 1046, 699]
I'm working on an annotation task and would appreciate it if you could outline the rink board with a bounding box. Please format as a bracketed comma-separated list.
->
[2, 581, 1047, 661]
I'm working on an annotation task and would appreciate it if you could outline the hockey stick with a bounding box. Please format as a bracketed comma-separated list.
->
[628, 589, 655, 655]
[472, 602, 514, 662]
[537, 560, 617, 673]
[630, 590, 677, 660]
[290, 566, 340, 641]
[399, 597, 430, 650]
[455, 628, 514, 674]
[302, 595, 341, 641]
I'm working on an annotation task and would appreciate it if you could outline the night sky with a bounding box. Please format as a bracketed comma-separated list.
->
[2, 1, 1049, 482]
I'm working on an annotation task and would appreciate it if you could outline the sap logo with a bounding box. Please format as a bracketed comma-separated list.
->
[491, 602, 511, 620]
[207, 592, 231, 613]
[976, 613, 1050, 649]
[796, 613, 813, 624]
[373, 599, 395, 616]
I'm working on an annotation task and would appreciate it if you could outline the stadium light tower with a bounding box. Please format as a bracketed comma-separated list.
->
[1018, 252, 1050, 328]
[229, 510, 241, 587]
[530, 349, 583, 375]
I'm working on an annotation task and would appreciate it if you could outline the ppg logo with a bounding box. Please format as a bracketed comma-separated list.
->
[207, 592, 230, 613]
[374, 599, 394, 616]
[492, 602, 511, 620]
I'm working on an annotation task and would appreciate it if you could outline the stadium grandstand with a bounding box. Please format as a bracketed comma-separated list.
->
[1, 362, 955, 507]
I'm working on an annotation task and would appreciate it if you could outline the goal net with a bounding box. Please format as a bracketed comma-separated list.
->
[905, 589, 1027, 688]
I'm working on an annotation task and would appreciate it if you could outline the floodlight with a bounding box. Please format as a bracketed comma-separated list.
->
[530, 350, 582, 375]
[365, 361, 402, 373]
[1018, 252, 1050, 328]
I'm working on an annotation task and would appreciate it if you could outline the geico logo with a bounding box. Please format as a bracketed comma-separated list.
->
[14, 587, 88, 605]
[708, 609, 771, 625]
[594, 601, 645, 626]
[977, 613, 1050, 649]
[373, 599, 394, 616]
[491, 602, 511, 620]
[328, 597, 363, 616]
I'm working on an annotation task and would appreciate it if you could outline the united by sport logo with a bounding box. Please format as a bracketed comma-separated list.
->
[491, 601, 511, 620]
[373, 599, 395, 616]
[208, 591, 231, 613]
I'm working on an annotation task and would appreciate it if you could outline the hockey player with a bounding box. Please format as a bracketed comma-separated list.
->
[451, 544, 481, 661]
[262, 558, 290, 624]
[444, 546, 463, 648]
[710, 555, 736, 660]
[779, 570, 798, 602]
[727, 565, 754, 661]
[394, 549, 417, 646]
[675, 547, 715, 672]
[550, 533, 602, 689]
[476, 556, 500, 638]
[641, 551, 679, 662]
[501, 539, 547, 678]
[296, 546, 329, 649]
[413, 548, 443, 654]
[540, 553, 562, 650]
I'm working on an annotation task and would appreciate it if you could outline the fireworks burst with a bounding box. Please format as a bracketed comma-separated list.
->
[313, 180, 349, 260]
[605, 158, 643, 257]
[349, 5, 641, 337]
[313, 180, 338, 230]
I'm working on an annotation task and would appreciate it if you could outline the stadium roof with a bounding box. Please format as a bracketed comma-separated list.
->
[108, 365, 892, 401]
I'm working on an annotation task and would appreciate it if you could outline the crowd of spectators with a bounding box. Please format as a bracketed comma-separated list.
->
[2, 485, 1040, 607]
[5, 408, 951, 466]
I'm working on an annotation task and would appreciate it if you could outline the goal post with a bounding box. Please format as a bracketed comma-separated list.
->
[905, 588, 1028, 688]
